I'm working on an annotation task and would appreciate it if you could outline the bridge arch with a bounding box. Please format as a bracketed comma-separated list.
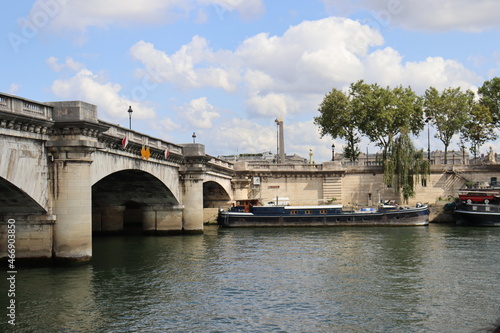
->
[203, 180, 231, 208]
[0, 177, 46, 214]
[92, 169, 182, 234]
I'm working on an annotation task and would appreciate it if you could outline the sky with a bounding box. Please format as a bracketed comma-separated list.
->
[2, 0, 500, 162]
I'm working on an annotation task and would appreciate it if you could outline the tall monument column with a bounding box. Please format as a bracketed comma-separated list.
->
[275, 117, 286, 163]
[46, 101, 109, 262]
[180, 143, 210, 233]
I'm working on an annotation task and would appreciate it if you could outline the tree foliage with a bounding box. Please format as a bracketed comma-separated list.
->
[478, 77, 500, 125]
[461, 103, 497, 159]
[423, 87, 474, 164]
[384, 131, 430, 203]
[314, 87, 362, 162]
[351, 81, 424, 160]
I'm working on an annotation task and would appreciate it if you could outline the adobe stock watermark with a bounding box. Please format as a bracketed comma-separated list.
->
[351, 0, 404, 53]
[127, 67, 164, 103]
[6, 218, 17, 326]
[7, 0, 68, 54]
[213, 1, 235, 21]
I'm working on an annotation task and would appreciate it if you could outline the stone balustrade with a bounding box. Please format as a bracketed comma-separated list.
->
[0, 93, 53, 121]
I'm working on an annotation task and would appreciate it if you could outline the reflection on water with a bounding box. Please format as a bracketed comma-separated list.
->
[2, 225, 500, 332]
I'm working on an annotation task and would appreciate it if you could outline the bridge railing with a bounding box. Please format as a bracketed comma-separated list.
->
[207, 157, 234, 170]
[234, 162, 324, 171]
[99, 120, 184, 156]
[0, 93, 53, 121]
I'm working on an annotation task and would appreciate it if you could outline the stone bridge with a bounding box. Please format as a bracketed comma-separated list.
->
[0, 93, 233, 262]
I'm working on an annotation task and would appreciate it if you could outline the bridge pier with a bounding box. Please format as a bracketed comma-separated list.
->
[46, 101, 109, 262]
[0, 214, 56, 261]
[92, 205, 126, 233]
[143, 204, 183, 234]
[181, 144, 211, 233]
[50, 151, 94, 261]
[182, 176, 204, 232]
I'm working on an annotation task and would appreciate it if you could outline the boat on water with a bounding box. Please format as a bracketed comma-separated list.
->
[454, 179, 500, 226]
[455, 202, 500, 226]
[217, 202, 430, 228]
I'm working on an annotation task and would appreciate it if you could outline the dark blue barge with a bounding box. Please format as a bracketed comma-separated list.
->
[217, 203, 430, 227]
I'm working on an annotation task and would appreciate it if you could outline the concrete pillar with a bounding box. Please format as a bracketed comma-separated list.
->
[156, 204, 183, 232]
[182, 176, 204, 232]
[46, 100, 109, 262]
[180, 143, 210, 233]
[142, 204, 183, 234]
[51, 153, 93, 261]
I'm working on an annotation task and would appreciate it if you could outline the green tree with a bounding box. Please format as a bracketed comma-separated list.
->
[342, 132, 361, 162]
[351, 81, 424, 161]
[478, 77, 500, 125]
[461, 103, 497, 159]
[315, 87, 362, 162]
[423, 87, 474, 164]
[384, 131, 430, 203]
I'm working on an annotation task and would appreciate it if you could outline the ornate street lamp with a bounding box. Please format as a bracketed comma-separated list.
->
[331, 143, 335, 161]
[128, 106, 133, 130]
[192, 132, 196, 143]
[425, 116, 432, 160]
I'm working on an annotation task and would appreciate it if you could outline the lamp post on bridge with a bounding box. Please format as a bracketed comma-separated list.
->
[192, 132, 196, 143]
[425, 116, 432, 161]
[331, 143, 335, 161]
[128, 106, 133, 130]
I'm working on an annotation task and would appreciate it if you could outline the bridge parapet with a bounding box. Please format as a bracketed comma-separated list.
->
[207, 157, 234, 172]
[98, 120, 185, 162]
[234, 162, 324, 172]
[0, 93, 53, 121]
[0, 93, 54, 136]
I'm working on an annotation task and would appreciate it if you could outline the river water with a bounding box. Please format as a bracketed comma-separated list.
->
[2, 224, 500, 332]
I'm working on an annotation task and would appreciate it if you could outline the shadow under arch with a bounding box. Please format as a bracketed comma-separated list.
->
[92, 169, 180, 234]
[203, 181, 231, 208]
[203, 180, 231, 224]
[0, 177, 46, 214]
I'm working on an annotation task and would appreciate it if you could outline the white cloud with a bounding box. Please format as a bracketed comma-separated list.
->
[130, 38, 239, 92]
[158, 117, 182, 132]
[50, 68, 156, 119]
[129, 16, 484, 122]
[246, 92, 298, 117]
[8, 83, 20, 95]
[320, 0, 500, 32]
[179, 97, 220, 129]
[211, 118, 277, 154]
[363, 50, 482, 92]
[25, 0, 264, 38]
[285, 120, 335, 162]
[46, 56, 84, 72]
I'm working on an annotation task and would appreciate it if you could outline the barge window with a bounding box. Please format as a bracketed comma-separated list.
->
[305, 210, 312, 214]
[320, 210, 327, 214]
[290, 210, 298, 215]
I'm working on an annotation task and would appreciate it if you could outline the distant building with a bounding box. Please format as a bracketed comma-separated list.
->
[218, 151, 307, 164]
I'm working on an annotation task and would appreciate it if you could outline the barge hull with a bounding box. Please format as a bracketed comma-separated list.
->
[218, 208, 429, 228]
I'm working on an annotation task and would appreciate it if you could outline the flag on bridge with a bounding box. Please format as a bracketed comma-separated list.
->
[121, 136, 128, 149]
[164, 148, 170, 159]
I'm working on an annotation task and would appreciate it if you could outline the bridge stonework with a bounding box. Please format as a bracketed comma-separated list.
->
[3, 93, 500, 264]
[0, 94, 233, 263]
